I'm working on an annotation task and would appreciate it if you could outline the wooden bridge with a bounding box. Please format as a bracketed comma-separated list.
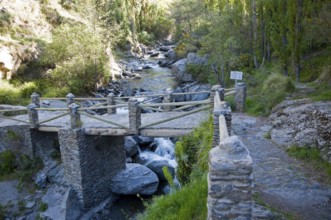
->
[0, 86, 237, 137]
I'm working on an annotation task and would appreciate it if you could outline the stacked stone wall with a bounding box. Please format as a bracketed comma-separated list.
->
[58, 129, 126, 210]
[208, 136, 253, 219]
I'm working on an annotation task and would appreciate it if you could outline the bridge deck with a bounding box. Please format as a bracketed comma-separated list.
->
[0, 110, 209, 137]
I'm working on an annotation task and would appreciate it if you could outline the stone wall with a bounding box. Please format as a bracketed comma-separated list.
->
[235, 83, 247, 112]
[208, 136, 253, 219]
[58, 129, 126, 210]
[0, 125, 33, 157]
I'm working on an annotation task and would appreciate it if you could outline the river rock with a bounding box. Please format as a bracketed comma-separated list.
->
[124, 136, 139, 157]
[133, 136, 154, 147]
[189, 84, 211, 101]
[145, 160, 175, 181]
[35, 171, 47, 188]
[171, 58, 193, 82]
[159, 46, 171, 52]
[269, 99, 331, 162]
[110, 163, 159, 195]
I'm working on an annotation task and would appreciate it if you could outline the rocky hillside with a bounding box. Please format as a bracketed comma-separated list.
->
[0, 0, 92, 80]
[269, 98, 331, 162]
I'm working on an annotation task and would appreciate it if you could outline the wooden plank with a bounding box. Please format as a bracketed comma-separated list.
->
[140, 128, 193, 137]
[219, 115, 229, 142]
[38, 126, 60, 132]
[141, 100, 210, 108]
[84, 128, 128, 136]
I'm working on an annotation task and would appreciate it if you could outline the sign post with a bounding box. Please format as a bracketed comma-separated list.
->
[230, 71, 243, 85]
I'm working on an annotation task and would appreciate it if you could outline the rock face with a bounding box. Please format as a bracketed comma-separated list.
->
[110, 163, 159, 195]
[269, 99, 331, 162]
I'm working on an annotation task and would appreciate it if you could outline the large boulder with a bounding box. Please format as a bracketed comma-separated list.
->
[110, 163, 159, 195]
[171, 53, 209, 82]
[269, 99, 331, 162]
[187, 53, 208, 65]
[124, 136, 139, 157]
[145, 160, 175, 181]
[171, 58, 192, 82]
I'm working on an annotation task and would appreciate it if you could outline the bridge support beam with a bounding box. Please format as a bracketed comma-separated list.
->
[163, 88, 174, 112]
[58, 128, 126, 210]
[107, 93, 116, 114]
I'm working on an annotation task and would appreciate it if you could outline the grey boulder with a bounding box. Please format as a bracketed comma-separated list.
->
[124, 136, 139, 157]
[146, 160, 175, 181]
[110, 163, 159, 195]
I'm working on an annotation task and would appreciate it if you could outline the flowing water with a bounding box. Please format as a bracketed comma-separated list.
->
[107, 54, 178, 220]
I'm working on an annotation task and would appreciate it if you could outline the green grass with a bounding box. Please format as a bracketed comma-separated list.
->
[286, 146, 331, 181]
[138, 175, 208, 220]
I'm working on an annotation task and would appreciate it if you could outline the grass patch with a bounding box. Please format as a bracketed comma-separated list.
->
[245, 70, 295, 116]
[264, 130, 271, 140]
[139, 117, 213, 220]
[138, 175, 208, 220]
[286, 146, 331, 181]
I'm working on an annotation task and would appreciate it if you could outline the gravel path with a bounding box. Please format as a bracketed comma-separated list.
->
[232, 113, 331, 220]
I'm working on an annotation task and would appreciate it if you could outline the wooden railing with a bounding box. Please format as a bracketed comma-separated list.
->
[0, 84, 246, 135]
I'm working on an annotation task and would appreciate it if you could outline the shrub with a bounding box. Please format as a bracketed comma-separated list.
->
[42, 24, 110, 95]
[246, 73, 295, 116]
[0, 9, 11, 33]
[175, 116, 213, 185]
[0, 150, 16, 176]
[138, 31, 155, 45]
[186, 64, 211, 83]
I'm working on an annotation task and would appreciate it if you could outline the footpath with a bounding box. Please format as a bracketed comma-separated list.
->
[232, 113, 331, 220]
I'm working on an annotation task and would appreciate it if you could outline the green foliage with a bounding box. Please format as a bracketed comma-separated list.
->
[0, 150, 16, 176]
[175, 116, 213, 185]
[162, 166, 175, 188]
[286, 146, 331, 180]
[41, 5, 63, 26]
[42, 24, 110, 95]
[246, 72, 295, 116]
[39, 202, 48, 212]
[186, 64, 212, 83]
[0, 9, 11, 33]
[0, 204, 6, 220]
[7, 130, 21, 141]
[138, 175, 208, 220]
[138, 31, 155, 45]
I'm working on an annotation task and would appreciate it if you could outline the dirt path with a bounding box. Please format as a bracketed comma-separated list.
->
[232, 113, 331, 220]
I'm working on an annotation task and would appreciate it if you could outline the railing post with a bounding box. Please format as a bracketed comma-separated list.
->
[28, 104, 39, 129]
[128, 98, 141, 134]
[235, 82, 247, 112]
[107, 93, 116, 114]
[163, 88, 173, 112]
[66, 93, 75, 107]
[219, 88, 225, 101]
[31, 92, 40, 108]
[68, 103, 81, 129]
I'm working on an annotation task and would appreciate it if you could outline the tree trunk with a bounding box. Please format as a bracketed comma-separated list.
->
[295, 0, 303, 82]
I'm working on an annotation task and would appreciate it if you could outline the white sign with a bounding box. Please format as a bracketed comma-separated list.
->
[230, 71, 243, 80]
